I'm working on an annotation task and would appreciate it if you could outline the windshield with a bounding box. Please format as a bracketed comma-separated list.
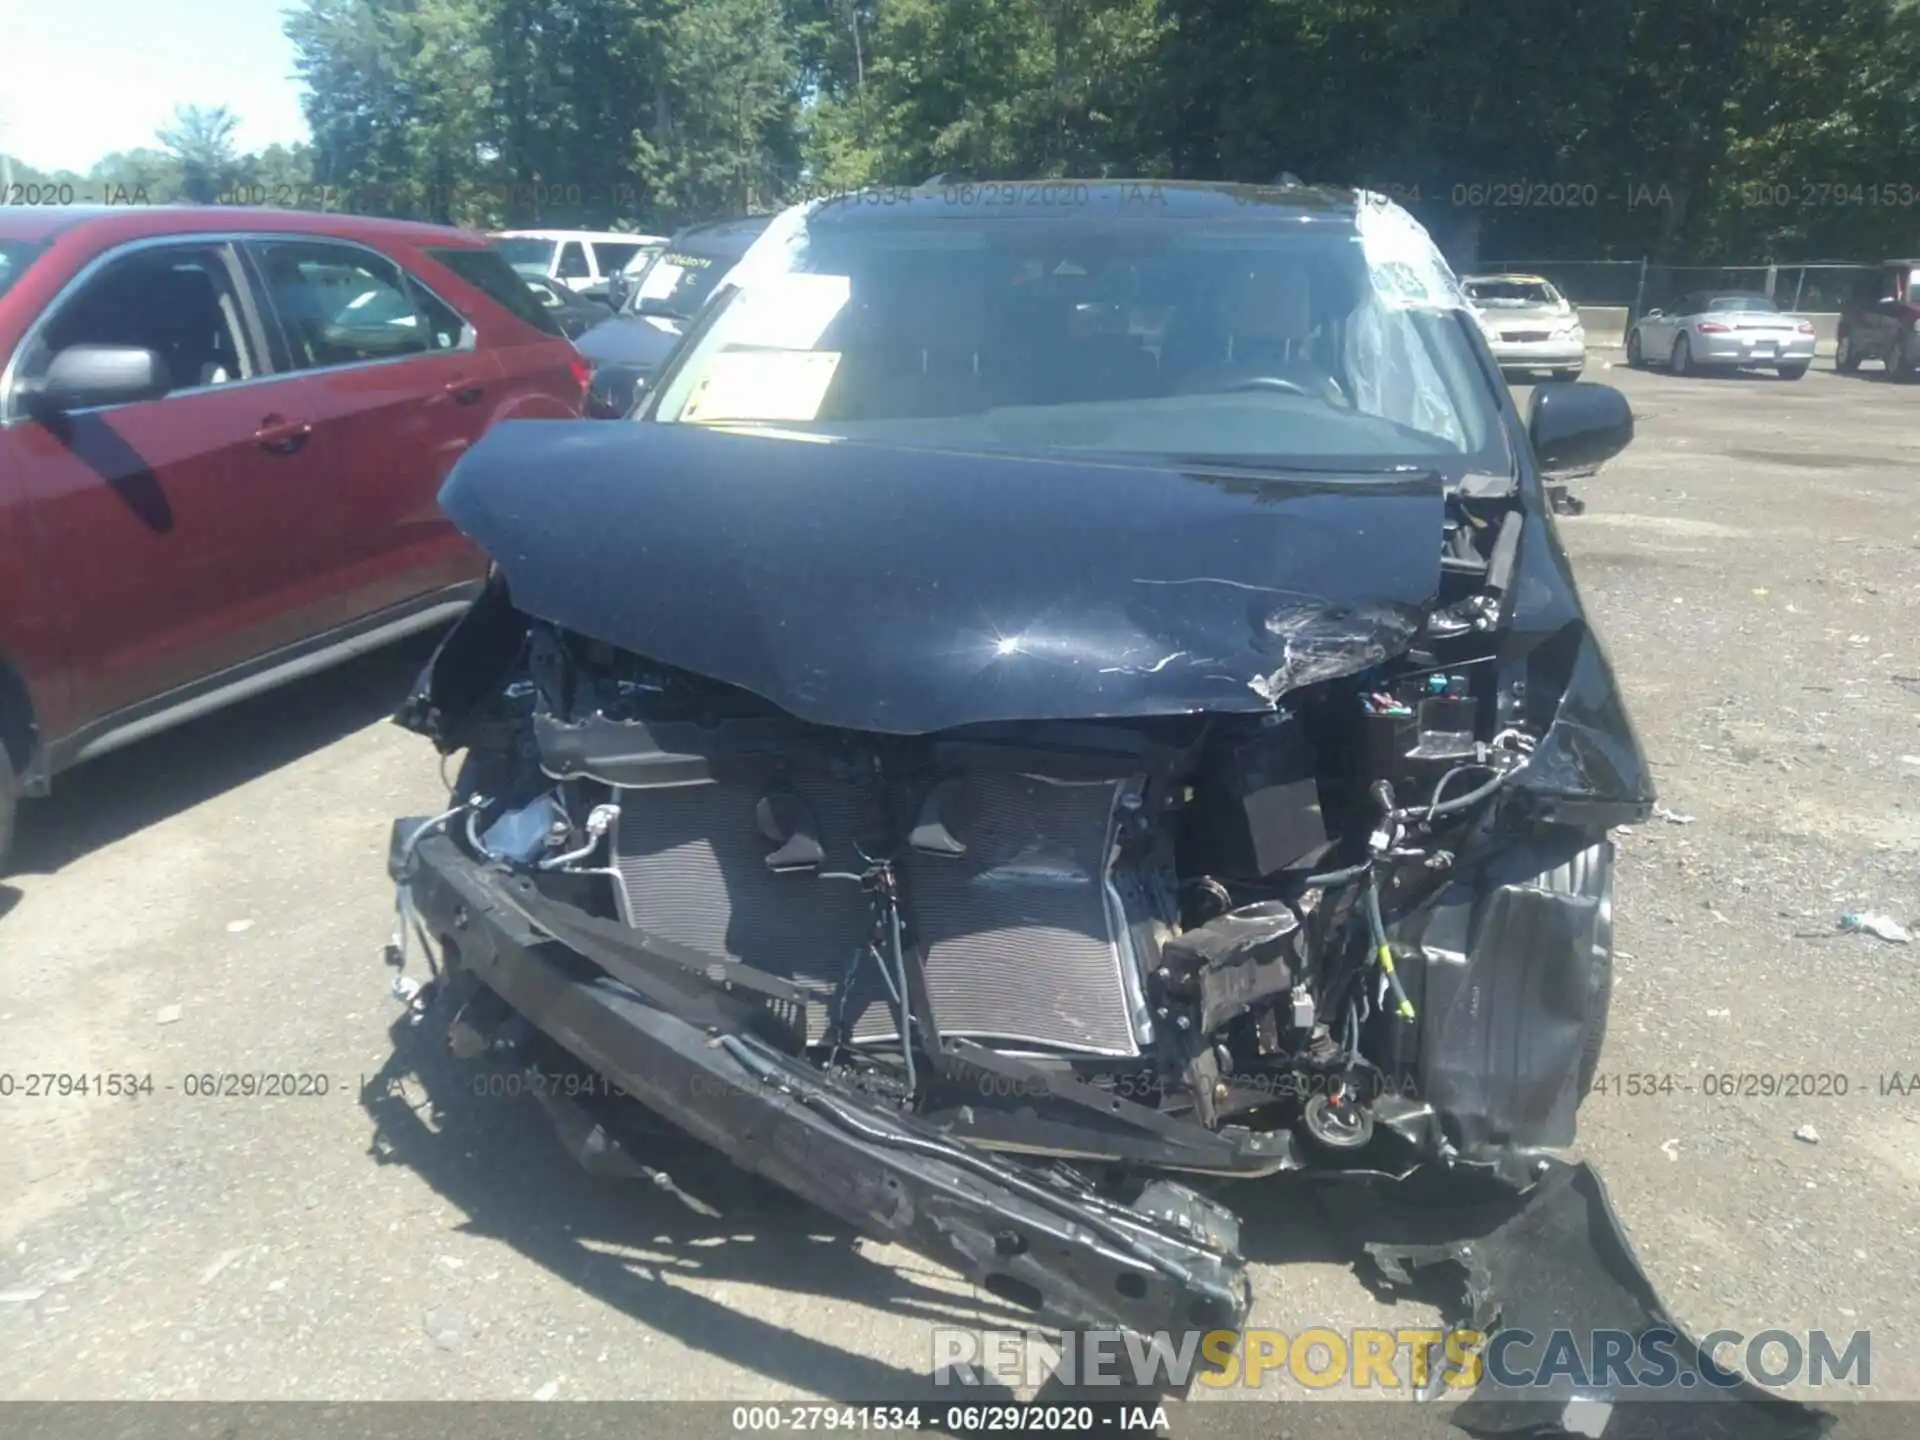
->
[493, 237, 557, 270]
[646, 206, 1506, 473]
[0, 241, 45, 303]
[1466, 279, 1560, 307]
[625, 246, 734, 319]
[1701, 294, 1778, 313]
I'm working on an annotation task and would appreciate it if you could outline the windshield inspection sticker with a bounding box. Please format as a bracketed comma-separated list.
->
[727, 273, 852, 350]
[638, 261, 688, 300]
[682, 350, 843, 424]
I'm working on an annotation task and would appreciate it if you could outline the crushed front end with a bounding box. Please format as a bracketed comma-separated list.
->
[377, 418, 1689, 1349]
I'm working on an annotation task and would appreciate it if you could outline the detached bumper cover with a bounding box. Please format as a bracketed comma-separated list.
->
[394, 822, 1253, 1340]
[1365, 1162, 1835, 1440]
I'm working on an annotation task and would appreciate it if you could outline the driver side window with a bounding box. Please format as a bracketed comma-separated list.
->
[20, 243, 256, 402]
[253, 241, 438, 369]
[556, 242, 590, 280]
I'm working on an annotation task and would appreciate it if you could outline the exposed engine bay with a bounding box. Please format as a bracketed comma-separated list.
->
[382, 421, 1830, 1438]
[428, 600, 1563, 1175]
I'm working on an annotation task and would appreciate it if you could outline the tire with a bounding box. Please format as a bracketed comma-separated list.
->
[1835, 329, 1860, 374]
[1669, 333, 1693, 374]
[1625, 329, 1645, 368]
[1894, 335, 1917, 383]
[1776, 362, 1809, 380]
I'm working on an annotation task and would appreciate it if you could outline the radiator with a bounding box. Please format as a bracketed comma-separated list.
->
[902, 771, 1149, 1057]
[608, 769, 1152, 1057]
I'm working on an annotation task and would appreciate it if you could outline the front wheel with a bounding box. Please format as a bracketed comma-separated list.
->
[1625, 329, 1645, 368]
[1835, 330, 1860, 374]
[1670, 333, 1693, 374]
[1776, 362, 1809, 380]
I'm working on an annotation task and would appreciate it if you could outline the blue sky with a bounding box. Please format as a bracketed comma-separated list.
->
[2, 0, 311, 172]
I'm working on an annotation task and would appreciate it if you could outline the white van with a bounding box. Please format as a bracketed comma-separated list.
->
[492, 230, 668, 302]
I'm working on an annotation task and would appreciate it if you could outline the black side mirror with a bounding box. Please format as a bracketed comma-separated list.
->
[23, 344, 172, 416]
[636, 296, 679, 320]
[585, 364, 648, 420]
[1527, 381, 1633, 475]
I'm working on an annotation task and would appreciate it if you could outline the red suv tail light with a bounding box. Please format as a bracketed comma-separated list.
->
[1696, 321, 1730, 333]
[569, 355, 593, 392]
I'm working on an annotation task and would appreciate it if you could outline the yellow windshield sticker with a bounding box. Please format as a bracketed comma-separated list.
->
[729, 273, 852, 350]
[682, 350, 843, 424]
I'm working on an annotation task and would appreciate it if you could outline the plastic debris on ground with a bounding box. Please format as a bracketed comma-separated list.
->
[1839, 912, 1912, 944]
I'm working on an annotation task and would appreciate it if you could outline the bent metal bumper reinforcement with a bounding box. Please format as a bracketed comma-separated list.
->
[391, 820, 1254, 1339]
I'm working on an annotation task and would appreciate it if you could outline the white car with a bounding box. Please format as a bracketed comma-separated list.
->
[1462, 274, 1586, 380]
[1626, 290, 1816, 379]
[491, 229, 668, 302]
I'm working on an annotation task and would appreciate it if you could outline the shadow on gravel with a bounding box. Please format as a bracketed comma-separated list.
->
[7, 632, 441, 878]
[354, 996, 1835, 1437]
[359, 996, 1041, 1403]
[357, 989, 1346, 1406]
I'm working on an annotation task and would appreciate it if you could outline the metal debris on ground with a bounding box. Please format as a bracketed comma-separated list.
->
[1795, 1125, 1821, 1144]
[1653, 804, 1696, 824]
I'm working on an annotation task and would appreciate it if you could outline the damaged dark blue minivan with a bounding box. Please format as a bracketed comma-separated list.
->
[384, 183, 1830, 1439]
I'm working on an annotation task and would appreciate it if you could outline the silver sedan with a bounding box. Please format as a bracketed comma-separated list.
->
[1463, 274, 1587, 379]
[1627, 291, 1816, 379]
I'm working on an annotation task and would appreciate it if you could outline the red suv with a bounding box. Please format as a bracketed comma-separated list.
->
[0, 206, 590, 869]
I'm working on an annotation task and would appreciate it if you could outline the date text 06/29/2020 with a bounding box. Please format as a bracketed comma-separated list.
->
[728, 1405, 1168, 1434]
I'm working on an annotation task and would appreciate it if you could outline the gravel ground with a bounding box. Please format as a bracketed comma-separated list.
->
[0, 355, 1916, 1413]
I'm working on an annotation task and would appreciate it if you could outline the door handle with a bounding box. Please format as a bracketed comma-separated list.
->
[444, 377, 485, 405]
[254, 415, 313, 454]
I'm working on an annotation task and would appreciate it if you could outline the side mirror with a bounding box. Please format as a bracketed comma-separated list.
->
[1528, 381, 1633, 475]
[23, 344, 172, 416]
[585, 364, 648, 420]
[637, 295, 679, 320]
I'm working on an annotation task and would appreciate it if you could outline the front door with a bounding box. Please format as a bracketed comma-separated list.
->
[0, 239, 339, 724]
[244, 237, 495, 627]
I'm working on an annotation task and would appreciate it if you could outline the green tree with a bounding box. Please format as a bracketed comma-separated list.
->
[631, 0, 803, 220]
[156, 104, 244, 202]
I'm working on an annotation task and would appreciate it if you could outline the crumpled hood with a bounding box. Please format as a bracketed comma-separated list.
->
[436, 422, 1446, 733]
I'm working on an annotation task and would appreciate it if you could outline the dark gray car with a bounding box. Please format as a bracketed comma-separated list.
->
[576, 214, 774, 417]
